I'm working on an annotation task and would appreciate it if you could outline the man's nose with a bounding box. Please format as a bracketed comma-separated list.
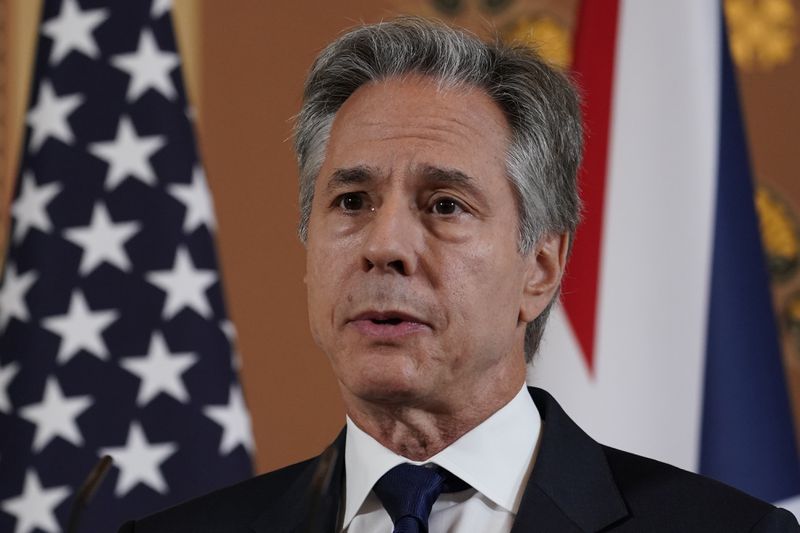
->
[361, 198, 421, 276]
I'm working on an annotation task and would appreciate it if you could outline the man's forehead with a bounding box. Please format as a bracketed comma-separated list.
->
[346, 74, 484, 105]
[329, 75, 508, 135]
[322, 78, 509, 158]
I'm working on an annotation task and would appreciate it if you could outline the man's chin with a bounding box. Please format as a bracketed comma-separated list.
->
[340, 374, 431, 408]
[330, 347, 438, 404]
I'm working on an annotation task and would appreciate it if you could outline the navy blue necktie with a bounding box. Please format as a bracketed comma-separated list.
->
[373, 463, 469, 533]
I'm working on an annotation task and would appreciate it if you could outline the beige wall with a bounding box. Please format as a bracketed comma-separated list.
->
[732, 1, 800, 443]
[0, 0, 41, 265]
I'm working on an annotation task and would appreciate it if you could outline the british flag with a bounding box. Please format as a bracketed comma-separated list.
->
[532, 0, 800, 515]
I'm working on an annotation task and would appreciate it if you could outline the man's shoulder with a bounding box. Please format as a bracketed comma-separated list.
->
[118, 458, 316, 533]
[600, 443, 797, 530]
[528, 387, 798, 531]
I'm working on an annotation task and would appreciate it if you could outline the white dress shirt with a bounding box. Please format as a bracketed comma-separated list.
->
[341, 385, 541, 532]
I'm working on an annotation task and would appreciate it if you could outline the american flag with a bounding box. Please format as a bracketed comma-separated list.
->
[0, 1, 254, 531]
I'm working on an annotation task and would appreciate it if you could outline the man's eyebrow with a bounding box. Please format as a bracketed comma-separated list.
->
[324, 164, 488, 199]
[417, 165, 487, 202]
[418, 165, 476, 186]
[324, 166, 376, 193]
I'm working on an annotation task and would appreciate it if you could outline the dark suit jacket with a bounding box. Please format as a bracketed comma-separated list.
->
[119, 388, 799, 532]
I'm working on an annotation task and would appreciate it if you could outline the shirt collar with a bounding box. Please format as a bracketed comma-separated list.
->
[342, 385, 541, 528]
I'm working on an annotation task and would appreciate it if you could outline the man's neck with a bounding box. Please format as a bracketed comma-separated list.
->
[343, 375, 525, 461]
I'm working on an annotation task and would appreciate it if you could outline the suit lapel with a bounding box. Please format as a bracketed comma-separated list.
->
[511, 388, 629, 532]
[250, 430, 346, 533]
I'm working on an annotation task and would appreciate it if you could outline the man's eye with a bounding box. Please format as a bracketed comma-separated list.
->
[337, 193, 365, 211]
[432, 197, 463, 215]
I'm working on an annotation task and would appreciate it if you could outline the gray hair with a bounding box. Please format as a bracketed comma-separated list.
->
[294, 17, 582, 362]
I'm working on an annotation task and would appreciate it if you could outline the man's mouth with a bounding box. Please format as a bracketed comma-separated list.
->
[349, 311, 430, 338]
[370, 317, 404, 325]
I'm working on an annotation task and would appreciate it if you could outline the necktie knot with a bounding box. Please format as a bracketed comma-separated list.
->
[373, 463, 468, 533]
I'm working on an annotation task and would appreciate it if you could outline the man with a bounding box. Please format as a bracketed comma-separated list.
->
[120, 17, 799, 532]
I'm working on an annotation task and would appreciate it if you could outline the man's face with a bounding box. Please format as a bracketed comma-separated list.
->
[305, 76, 552, 413]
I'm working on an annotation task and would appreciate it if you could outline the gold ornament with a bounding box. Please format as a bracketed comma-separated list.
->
[755, 185, 799, 279]
[725, 0, 797, 71]
[503, 14, 572, 68]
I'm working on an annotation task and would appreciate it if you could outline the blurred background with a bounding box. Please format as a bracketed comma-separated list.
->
[0, 0, 799, 527]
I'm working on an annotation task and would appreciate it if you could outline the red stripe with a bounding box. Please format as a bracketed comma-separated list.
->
[561, 0, 620, 373]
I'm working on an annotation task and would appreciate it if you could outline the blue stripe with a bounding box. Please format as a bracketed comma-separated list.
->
[699, 9, 800, 502]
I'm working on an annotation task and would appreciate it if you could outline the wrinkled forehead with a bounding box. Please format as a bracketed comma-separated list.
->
[331, 73, 502, 128]
[321, 75, 511, 170]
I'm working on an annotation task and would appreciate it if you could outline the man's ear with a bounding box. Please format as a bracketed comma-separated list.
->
[519, 232, 570, 323]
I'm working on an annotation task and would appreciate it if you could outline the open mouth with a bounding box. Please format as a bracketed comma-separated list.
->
[350, 311, 429, 337]
[370, 317, 405, 326]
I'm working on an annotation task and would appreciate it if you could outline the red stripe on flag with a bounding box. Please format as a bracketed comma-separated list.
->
[561, 0, 620, 373]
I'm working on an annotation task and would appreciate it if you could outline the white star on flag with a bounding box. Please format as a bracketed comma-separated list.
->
[64, 202, 141, 275]
[18, 376, 92, 452]
[204, 385, 255, 455]
[0, 470, 70, 533]
[100, 422, 178, 497]
[120, 332, 198, 406]
[146, 246, 217, 320]
[88, 115, 166, 190]
[11, 172, 62, 244]
[0, 263, 38, 331]
[168, 166, 217, 233]
[111, 28, 179, 101]
[0, 362, 20, 413]
[25, 80, 83, 153]
[41, 0, 108, 65]
[41, 290, 119, 363]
